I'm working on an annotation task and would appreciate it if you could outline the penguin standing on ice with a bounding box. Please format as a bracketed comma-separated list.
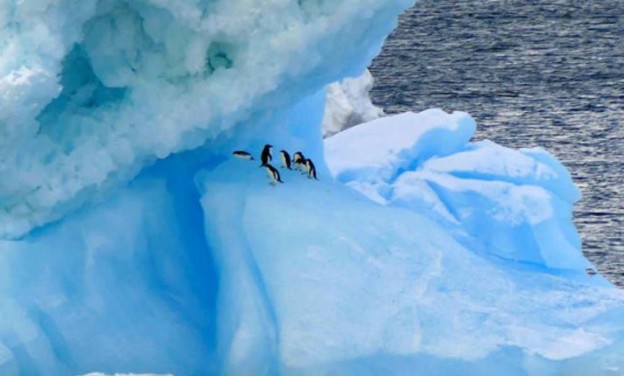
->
[280, 150, 292, 169]
[232, 150, 254, 160]
[264, 163, 284, 185]
[305, 158, 317, 180]
[292, 151, 306, 172]
[260, 144, 273, 166]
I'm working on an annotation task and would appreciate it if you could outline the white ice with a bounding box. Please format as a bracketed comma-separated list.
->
[322, 68, 384, 138]
[0, 0, 411, 239]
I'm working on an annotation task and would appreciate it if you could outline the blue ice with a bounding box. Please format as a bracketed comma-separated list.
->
[1, 0, 624, 375]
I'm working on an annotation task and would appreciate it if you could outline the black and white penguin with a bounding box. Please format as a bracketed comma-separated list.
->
[264, 163, 283, 185]
[305, 158, 317, 180]
[293, 151, 305, 164]
[280, 150, 292, 169]
[232, 150, 254, 160]
[292, 151, 306, 172]
[260, 144, 273, 166]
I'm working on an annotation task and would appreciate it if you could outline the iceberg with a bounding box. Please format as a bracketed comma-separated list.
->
[1, 0, 624, 375]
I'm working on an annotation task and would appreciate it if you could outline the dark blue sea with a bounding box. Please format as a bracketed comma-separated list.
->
[369, 0, 624, 286]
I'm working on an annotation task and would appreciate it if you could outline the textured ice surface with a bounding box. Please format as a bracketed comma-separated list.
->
[199, 157, 624, 374]
[325, 110, 586, 270]
[0, 167, 219, 375]
[0, 0, 410, 239]
[322, 69, 384, 138]
[2, 0, 624, 374]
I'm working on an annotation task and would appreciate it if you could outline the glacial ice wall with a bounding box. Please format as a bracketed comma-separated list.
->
[0, 0, 411, 239]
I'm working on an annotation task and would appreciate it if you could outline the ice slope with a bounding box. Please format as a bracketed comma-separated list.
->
[199, 155, 624, 375]
[326, 110, 587, 271]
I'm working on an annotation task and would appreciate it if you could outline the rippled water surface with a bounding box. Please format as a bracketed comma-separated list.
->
[369, 0, 624, 286]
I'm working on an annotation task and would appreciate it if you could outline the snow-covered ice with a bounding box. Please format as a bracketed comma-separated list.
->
[1, 0, 624, 374]
[0, 0, 409, 239]
[322, 68, 384, 138]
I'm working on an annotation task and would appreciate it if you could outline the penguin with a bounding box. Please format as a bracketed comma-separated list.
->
[292, 151, 306, 172]
[264, 163, 283, 185]
[293, 151, 305, 164]
[260, 144, 273, 166]
[305, 158, 317, 180]
[232, 150, 254, 160]
[280, 150, 292, 169]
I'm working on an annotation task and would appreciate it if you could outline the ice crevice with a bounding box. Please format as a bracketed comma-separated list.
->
[197, 167, 280, 374]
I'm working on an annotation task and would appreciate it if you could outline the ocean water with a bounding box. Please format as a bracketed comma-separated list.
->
[370, 0, 624, 286]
